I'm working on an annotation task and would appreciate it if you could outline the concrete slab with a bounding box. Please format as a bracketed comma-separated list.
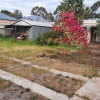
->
[76, 77, 100, 100]
[70, 96, 85, 100]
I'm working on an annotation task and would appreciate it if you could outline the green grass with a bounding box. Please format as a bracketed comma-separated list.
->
[0, 36, 77, 51]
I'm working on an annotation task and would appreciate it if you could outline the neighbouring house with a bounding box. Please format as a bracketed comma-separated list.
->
[0, 14, 52, 40]
[0, 12, 16, 36]
[11, 15, 52, 40]
[82, 20, 100, 43]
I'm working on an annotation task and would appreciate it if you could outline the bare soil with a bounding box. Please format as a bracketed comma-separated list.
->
[0, 78, 48, 100]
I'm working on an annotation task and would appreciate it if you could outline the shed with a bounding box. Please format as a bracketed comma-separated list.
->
[0, 12, 16, 36]
[13, 15, 52, 40]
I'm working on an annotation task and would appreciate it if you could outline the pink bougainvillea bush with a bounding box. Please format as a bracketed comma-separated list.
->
[52, 10, 88, 47]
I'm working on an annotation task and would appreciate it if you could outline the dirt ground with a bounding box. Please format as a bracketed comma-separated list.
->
[0, 78, 48, 100]
[0, 48, 99, 78]
[0, 57, 84, 97]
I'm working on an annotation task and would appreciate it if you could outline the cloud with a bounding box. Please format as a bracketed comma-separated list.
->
[0, 0, 99, 16]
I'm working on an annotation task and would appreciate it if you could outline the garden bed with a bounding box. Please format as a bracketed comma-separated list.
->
[0, 57, 84, 97]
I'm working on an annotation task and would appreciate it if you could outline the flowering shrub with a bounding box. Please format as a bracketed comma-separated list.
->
[52, 10, 88, 47]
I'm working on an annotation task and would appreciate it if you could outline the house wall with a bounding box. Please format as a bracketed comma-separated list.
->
[28, 25, 50, 40]
[0, 28, 13, 36]
[5, 28, 13, 36]
[0, 19, 16, 36]
[0, 28, 5, 35]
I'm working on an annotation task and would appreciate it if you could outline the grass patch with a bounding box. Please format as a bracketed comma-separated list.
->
[0, 36, 77, 51]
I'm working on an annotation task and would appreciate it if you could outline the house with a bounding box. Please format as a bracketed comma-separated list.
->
[0, 14, 52, 40]
[0, 12, 16, 36]
[11, 15, 52, 40]
[82, 20, 100, 43]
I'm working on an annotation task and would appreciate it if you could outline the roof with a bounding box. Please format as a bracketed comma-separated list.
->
[22, 15, 49, 23]
[0, 20, 15, 26]
[13, 19, 52, 27]
[13, 20, 31, 26]
[0, 12, 16, 21]
[82, 20, 98, 27]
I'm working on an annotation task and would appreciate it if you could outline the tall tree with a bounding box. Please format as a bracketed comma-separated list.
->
[31, 6, 48, 19]
[84, 7, 93, 19]
[47, 12, 54, 22]
[31, 6, 54, 21]
[54, 0, 85, 24]
[13, 9, 23, 19]
[1, 10, 15, 18]
[91, 1, 100, 19]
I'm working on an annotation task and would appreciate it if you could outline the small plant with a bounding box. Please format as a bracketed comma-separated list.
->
[36, 30, 62, 45]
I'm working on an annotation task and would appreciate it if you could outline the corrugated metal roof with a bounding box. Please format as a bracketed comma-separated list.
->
[13, 20, 31, 26]
[82, 20, 98, 27]
[0, 20, 15, 25]
[13, 19, 52, 27]
[83, 20, 97, 24]
[22, 15, 49, 23]
[0, 12, 16, 21]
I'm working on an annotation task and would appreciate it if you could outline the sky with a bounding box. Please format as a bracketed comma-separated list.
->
[0, 0, 99, 16]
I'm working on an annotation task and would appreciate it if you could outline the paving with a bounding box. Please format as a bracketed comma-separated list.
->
[76, 77, 100, 100]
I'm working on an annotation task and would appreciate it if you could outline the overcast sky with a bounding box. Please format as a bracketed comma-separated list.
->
[0, 0, 99, 16]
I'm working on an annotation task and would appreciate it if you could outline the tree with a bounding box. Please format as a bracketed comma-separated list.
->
[91, 1, 100, 13]
[1, 9, 23, 19]
[1, 10, 15, 18]
[31, 6, 48, 19]
[84, 7, 93, 19]
[47, 12, 54, 22]
[31, 6, 54, 21]
[84, 1, 100, 19]
[13, 9, 23, 19]
[54, 0, 85, 24]
[91, 1, 100, 19]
